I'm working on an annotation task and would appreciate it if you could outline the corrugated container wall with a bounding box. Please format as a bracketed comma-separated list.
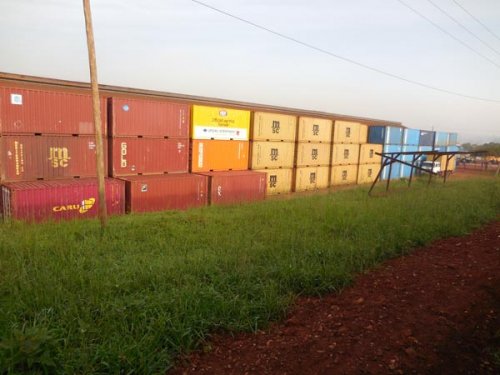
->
[331, 144, 360, 166]
[357, 164, 381, 184]
[419, 131, 435, 147]
[368, 126, 403, 145]
[381, 145, 402, 180]
[191, 140, 249, 172]
[297, 117, 332, 143]
[191, 105, 250, 140]
[448, 133, 458, 146]
[109, 97, 189, 138]
[403, 128, 420, 146]
[1, 135, 106, 182]
[252, 112, 296, 142]
[295, 143, 331, 167]
[263, 168, 293, 195]
[400, 145, 419, 178]
[359, 144, 382, 165]
[250, 141, 295, 169]
[359, 124, 368, 144]
[434, 132, 449, 147]
[110, 138, 188, 176]
[333, 121, 360, 144]
[294, 166, 329, 191]
[0, 87, 107, 135]
[331, 165, 358, 186]
[121, 174, 208, 213]
[198, 170, 266, 205]
[1, 178, 124, 222]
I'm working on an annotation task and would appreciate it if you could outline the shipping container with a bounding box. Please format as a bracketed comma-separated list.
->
[333, 121, 360, 144]
[191, 139, 249, 172]
[431, 145, 459, 172]
[434, 131, 449, 147]
[109, 97, 189, 138]
[192, 105, 250, 141]
[295, 143, 331, 167]
[419, 130, 435, 147]
[263, 168, 293, 195]
[110, 137, 188, 176]
[0, 135, 106, 182]
[331, 143, 360, 166]
[359, 144, 382, 165]
[357, 164, 381, 185]
[400, 145, 419, 178]
[297, 117, 332, 143]
[381, 144, 402, 180]
[0, 87, 107, 135]
[418, 145, 433, 162]
[252, 112, 296, 142]
[120, 174, 208, 213]
[197, 170, 266, 205]
[368, 126, 403, 145]
[448, 132, 458, 146]
[359, 124, 368, 144]
[294, 166, 329, 191]
[330, 165, 358, 186]
[250, 141, 295, 169]
[403, 128, 420, 146]
[1, 178, 124, 222]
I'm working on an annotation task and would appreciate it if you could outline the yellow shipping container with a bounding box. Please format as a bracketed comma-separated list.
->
[359, 124, 368, 144]
[250, 141, 295, 169]
[359, 144, 382, 164]
[294, 166, 330, 192]
[331, 144, 360, 165]
[264, 168, 293, 195]
[431, 155, 457, 171]
[252, 112, 297, 142]
[333, 120, 361, 144]
[296, 143, 331, 167]
[357, 163, 381, 184]
[330, 165, 358, 186]
[192, 105, 251, 141]
[298, 117, 333, 143]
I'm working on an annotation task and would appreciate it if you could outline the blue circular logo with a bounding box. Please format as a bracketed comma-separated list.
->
[122, 104, 130, 112]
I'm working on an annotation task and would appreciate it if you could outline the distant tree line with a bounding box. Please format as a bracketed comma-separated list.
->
[461, 142, 500, 157]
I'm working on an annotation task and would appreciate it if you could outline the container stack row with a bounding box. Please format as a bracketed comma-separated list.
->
[368, 125, 404, 180]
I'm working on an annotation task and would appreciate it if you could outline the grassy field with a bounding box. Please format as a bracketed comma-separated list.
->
[1, 178, 499, 374]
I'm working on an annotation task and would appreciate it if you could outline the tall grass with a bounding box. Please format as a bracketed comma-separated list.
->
[1, 178, 499, 373]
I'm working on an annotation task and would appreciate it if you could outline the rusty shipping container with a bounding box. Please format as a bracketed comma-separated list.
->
[197, 170, 266, 205]
[296, 143, 331, 167]
[298, 117, 333, 143]
[110, 137, 188, 176]
[263, 168, 293, 195]
[0, 135, 107, 182]
[1, 178, 125, 222]
[333, 121, 361, 144]
[294, 166, 329, 192]
[120, 174, 208, 213]
[331, 165, 358, 186]
[357, 163, 381, 184]
[0, 86, 107, 135]
[191, 139, 249, 172]
[252, 112, 297, 142]
[331, 144, 360, 166]
[359, 144, 382, 165]
[109, 97, 189, 138]
[250, 141, 295, 169]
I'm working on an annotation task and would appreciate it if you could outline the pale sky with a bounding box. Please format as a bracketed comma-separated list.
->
[1, 0, 499, 143]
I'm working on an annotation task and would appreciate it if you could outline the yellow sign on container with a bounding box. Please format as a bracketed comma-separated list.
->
[357, 163, 381, 184]
[359, 144, 382, 165]
[298, 117, 333, 143]
[264, 168, 293, 195]
[359, 124, 368, 144]
[333, 121, 361, 144]
[250, 141, 295, 169]
[252, 112, 297, 142]
[192, 105, 251, 141]
[295, 166, 329, 192]
[331, 144, 360, 166]
[330, 165, 358, 186]
[296, 143, 331, 167]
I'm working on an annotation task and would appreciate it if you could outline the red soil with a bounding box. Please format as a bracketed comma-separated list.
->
[172, 221, 500, 374]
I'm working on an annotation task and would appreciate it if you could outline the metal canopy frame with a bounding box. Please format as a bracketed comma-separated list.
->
[368, 150, 484, 195]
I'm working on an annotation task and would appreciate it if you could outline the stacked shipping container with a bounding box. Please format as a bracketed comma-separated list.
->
[400, 128, 420, 178]
[368, 126, 404, 180]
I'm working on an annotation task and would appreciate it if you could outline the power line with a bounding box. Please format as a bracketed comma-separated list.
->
[190, 0, 500, 104]
[451, 0, 500, 43]
[396, 0, 500, 70]
[426, 0, 500, 57]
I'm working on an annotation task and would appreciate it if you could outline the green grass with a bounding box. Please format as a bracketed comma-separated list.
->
[1, 178, 499, 374]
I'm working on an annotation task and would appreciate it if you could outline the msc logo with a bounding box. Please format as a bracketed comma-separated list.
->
[48, 147, 71, 168]
[52, 198, 96, 214]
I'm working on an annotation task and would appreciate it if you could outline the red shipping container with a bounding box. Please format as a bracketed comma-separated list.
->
[109, 97, 189, 138]
[0, 87, 107, 135]
[110, 137, 189, 176]
[121, 173, 208, 213]
[1, 178, 125, 222]
[0, 135, 107, 182]
[197, 170, 267, 205]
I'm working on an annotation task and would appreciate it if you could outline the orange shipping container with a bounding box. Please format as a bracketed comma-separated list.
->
[333, 121, 360, 144]
[191, 139, 249, 172]
[357, 163, 381, 184]
[331, 144, 360, 165]
[296, 143, 331, 167]
[359, 144, 382, 164]
[298, 117, 333, 143]
[250, 141, 295, 169]
[264, 168, 293, 195]
[330, 165, 358, 186]
[294, 166, 329, 192]
[252, 112, 296, 142]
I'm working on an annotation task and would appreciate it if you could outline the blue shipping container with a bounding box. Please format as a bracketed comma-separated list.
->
[419, 130, 435, 147]
[403, 128, 420, 145]
[448, 133, 458, 145]
[434, 132, 449, 147]
[381, 144, 402, 180]
[368, 126, 403, 145]
[400, 145, 419, 178]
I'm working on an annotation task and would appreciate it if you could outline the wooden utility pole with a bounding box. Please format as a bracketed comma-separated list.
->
[83, 0, 107, 228]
